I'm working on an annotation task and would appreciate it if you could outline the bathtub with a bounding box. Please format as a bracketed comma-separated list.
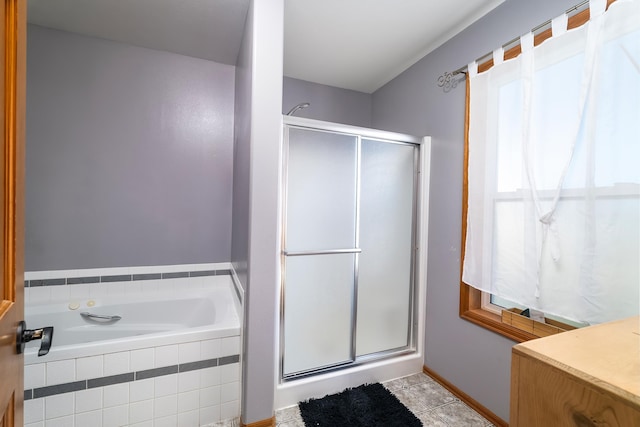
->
[23, 265, 243, 427]
[25, 282, 240, 363]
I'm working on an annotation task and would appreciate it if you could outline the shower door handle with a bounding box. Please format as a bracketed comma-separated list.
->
[16, 320, 54, 356]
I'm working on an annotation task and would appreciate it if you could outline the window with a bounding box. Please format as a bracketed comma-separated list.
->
[460, 0, 639, 341]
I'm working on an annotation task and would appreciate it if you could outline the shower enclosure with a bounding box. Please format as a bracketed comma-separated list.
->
[280, 117, 427, 382]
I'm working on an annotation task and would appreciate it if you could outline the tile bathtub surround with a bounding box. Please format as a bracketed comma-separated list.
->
[25, 338, 242, 395]
[25, 355, 240, 399]
[24, 339, 242, 426]
[24, 262, 242, 307]
[23, 264, 244, 426]
[275, 373, 494, 427]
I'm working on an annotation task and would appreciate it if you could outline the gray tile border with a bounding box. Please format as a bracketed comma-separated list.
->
[135, 365, 179, 380]
[161, 271, 189, 279]
[24, 389, 32, 401]
[43, 278, 67, 286]
[33, 380, 87, 398]
[189, 270, 217, 277]
[25, 267, 232, 287]
[87, 372, 134, 388]
[67, 276, 100, 285]
[219, 355, 240, 366]
[179, 358, 218, 373]
[30, 278, 66, 287]
[133, 273, 162, 281]
[100, 274, 132, 283]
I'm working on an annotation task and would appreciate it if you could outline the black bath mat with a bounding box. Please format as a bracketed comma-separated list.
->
[298, 382, 421, 427]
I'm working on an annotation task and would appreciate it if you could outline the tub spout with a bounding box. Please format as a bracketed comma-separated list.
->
[16, 321, 54, 356]
[37, 327, 54, 356]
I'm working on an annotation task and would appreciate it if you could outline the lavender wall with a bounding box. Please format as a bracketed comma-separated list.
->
[372, 0, 578, 420]
[283, 77, 372, 127]
[26, 25, 235, 271]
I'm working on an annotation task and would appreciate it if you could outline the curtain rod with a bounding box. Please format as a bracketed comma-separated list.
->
[436, 0, 590, 92]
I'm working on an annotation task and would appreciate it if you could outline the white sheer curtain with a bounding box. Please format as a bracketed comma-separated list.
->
[463, 0, 640, 325]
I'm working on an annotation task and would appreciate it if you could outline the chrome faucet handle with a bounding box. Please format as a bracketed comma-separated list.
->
[16, 321, 54, 356]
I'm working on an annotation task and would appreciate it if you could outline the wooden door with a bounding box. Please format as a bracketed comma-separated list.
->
[0, 0, 25, 426]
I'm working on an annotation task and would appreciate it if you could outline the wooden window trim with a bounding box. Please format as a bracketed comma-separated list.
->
[459, 0, 616, 342]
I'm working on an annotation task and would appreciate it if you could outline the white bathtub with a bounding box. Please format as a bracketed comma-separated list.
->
[25, 281, 240, 363]
[23, 267, 243, 426]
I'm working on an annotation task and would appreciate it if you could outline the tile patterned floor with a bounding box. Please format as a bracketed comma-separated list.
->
[275, 373, 494, 426]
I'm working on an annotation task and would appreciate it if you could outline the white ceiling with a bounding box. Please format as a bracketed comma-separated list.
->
[27, 0, 250, 66]
[284, 0, 504, 93]
[27, 0, 504, 94]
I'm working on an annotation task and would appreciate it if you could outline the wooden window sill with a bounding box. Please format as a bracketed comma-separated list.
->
[460, 305, 538, 343]
[460, 283, 539, 343]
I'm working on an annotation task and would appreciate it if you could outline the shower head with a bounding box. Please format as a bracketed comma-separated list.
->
[286, 102, 310, 116]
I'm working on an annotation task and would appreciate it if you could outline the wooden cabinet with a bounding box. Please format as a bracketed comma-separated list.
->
[510, 316, 640, 427]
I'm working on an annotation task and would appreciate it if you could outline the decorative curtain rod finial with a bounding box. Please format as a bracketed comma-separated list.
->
[437, 70, 466, 93]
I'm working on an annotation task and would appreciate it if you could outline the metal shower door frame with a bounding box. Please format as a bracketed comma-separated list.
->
[279, 116, 422, 381]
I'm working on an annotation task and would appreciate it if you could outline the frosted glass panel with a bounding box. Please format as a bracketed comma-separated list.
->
[283, 254, 355, 375]
[286, 128, 357, 251]
[282, 125, 419, 378]
[356, 140, 415, 356]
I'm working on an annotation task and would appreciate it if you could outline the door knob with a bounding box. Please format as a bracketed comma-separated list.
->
[16, 320, 54, 356]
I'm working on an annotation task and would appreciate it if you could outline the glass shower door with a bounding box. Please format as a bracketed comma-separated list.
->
[282, 124, 419, 379]
[357, 139, 416, 356]
[282, 128, 359, 376]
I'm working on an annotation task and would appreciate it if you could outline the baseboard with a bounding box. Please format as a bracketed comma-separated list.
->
[240, 416, 276, 427]
[422, 365, 508, 427]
